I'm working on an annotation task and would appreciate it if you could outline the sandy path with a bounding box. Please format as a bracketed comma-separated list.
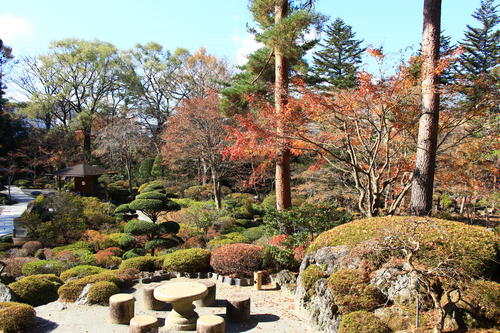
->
[0, 186, 33, 237]
[32, 277, 311, 333]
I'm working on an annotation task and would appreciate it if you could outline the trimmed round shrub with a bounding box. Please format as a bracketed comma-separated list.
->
[21, 241, 43, 256]
[210, 243, 264, 278]
[52, 241, 93, 254]
[8, 274, 63, 306]
[0, 302, 36, 333]
[60, 265, 108, 282]
[118, 256, 157, 272]
[114, 204, 133, 214]
[86, 281, 120, 305]
[124, 219, 158, 235]
[122, 248, 146, 260]
[242, 226, 265, 242]
[145, 238, 181, 251]
[207, 238, 237, 249]
[117, 234, 136, 249]
[162, 248, 211, 273]
[301, 265, 327, 295]
[141, 183, 164, 193]
[327, 269, 385, 313]
[58, 272, 123, 302]
[136, 191, 167, 200]
[21, 259, 69, 276]
[224, 232, 251, 243]
[339, 311, 391, 333]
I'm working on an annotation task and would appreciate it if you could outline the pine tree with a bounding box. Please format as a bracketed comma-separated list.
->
[312, 18, 365, 89]
[459, 0, 499, 80]
[150, 155, 164, 179]
[0, 39, 14, 112]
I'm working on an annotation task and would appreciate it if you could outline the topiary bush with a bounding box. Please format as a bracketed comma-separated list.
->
[327, 269, 385, 314]
[338, 311, 391, 333]
[8, 274, 63, 306]
[0, 302, 36, 333]
[122, 248, 146, 260]
[21, 259, 69, 276]
[135, 191, 167, 200]
[58, 272, 123, 302]
[118, 256, 157, 272]
[60, 265, 108, 282]
[86, 281, 120, 305]
[210, 243, 264, 278]
[242, 226, 265, 242]
[162, 248, 211, 273]
[301, 265, 327, 296]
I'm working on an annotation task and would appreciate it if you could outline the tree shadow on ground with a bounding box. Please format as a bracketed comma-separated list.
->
[30, 317, 58, 332]
[219, 313, 280, 332]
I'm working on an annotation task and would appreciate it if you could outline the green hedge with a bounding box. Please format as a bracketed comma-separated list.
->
[162, 248, 211, 273]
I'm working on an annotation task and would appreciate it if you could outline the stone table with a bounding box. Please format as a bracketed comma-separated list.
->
[153, 281, 208, 331]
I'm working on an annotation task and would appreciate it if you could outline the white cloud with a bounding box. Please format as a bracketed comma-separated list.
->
[231, 32, 263, 65]
[0, 14, 33, 44]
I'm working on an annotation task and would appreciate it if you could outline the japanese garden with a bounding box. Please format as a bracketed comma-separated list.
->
[0, 0, 498, 332]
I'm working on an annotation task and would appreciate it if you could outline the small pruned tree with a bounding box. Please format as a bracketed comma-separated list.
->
[128, 190, 180, 223]
[124, 219, 182, 255]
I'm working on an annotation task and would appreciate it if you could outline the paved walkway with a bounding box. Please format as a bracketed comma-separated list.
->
[0, 186, 33, 237]
[33, 277, 311, 333]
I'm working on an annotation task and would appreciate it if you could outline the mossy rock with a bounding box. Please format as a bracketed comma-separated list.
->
[0, 302, 36, 333]
[86, 281, 120, 305]
[462, 280, 500, 325]
[327, 269, 385, 313]
[58, 272, 123, 302]
[301, 265, 327, 295]
[118, 256, 157, 272]
[339, 311, 391, 333]
[21, 259, 69, 276]
[162, 248, 211, 273]
[8, 274, 63, 306]
[309, 216, 499, 278]
[60, 265, 108, 282]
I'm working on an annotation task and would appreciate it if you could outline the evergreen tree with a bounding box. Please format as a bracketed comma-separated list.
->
[311, 18, 365, 89]
[459, 0, 499, 80]
[150, 155, 164, 179]
[0, 39, 14, 112]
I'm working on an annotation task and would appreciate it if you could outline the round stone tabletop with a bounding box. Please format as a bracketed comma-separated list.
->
[154, 282, 208, 304]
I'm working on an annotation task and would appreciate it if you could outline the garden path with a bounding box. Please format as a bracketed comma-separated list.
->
[0, 186, 33, 237]
[33, 277, 312, 332]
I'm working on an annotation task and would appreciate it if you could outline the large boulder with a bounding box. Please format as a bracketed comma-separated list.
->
[370, 263, 418, 305]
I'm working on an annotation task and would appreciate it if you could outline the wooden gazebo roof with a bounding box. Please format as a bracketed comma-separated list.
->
[53, 163, 107, 177]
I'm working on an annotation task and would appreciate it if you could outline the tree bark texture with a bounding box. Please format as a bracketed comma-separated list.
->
[410, 0, 442, 216]
[274, 0, 292, 211]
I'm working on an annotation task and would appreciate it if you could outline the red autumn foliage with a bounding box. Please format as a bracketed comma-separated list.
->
[210, 243, 264, 278]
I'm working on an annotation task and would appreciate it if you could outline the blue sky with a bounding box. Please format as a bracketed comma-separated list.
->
[0, 0, 485, 66]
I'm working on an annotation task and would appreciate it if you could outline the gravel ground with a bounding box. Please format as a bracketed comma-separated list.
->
[32, 277, 312, 333]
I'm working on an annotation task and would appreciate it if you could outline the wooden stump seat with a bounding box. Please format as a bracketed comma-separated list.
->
[109, 293, 135, 324]
[194, 280, 216, 307]
[129, 315, 158, 333]
[197, 315, 225, 333]
[226, 294, 250, 322]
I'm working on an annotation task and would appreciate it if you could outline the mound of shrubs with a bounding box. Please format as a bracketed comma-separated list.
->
[8, 274, 63, 306]
[58, 272, 123, 302]
[0, 302, 36, 333]
[60, 265, 108, 282]
[86, 281, 120, 305]
[210, 243, 264, 278]
[21, 259, 69, 276]
[118, 256, 157, 272]
[162, 248, 211, 273]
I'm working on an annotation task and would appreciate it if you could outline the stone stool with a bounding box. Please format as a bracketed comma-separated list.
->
[197, 315, 225, 333]
[226, 295, 250, 322]
[109, 293, 135, 324]
[194, 280, 216, 307]
[129, 315, 159, 333]
[143, 283, 166, 310]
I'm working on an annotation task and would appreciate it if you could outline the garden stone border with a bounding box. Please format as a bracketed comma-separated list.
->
[211, 273, 254, 287]
[136, 271, 254, 287]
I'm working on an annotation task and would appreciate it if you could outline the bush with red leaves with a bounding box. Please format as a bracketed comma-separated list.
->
[210, 243, 264, 278]
[269, 234, 289, 248]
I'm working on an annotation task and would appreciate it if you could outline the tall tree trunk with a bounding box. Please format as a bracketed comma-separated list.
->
[211, 169, 222, 210]
[125, 163, 133, 194]
[410, 0, 442, 216]
[201, 158, 208, 186]
[83, 125, 92, 162]
[274, 0, 292, 211]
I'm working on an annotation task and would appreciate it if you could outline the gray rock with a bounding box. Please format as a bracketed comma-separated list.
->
[300, 246, 352, 275]
[0, 283, 15, 302]
[370, 263, 417, 304]
[273, 270, 297, 294]
[75, 283, 93, 305]
[306, 279, 341, 333]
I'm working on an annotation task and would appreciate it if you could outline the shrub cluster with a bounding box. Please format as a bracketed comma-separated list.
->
[21, 259, 69, 276]
[210, 243, 264, 278]
[58, 272, 122, 302]
[162, 248, 211, 273]
[60, 265, 108, 282]
[338, 311, 391, 333]
[118, 256, 157, 272]
[86, 281, 120, 305]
